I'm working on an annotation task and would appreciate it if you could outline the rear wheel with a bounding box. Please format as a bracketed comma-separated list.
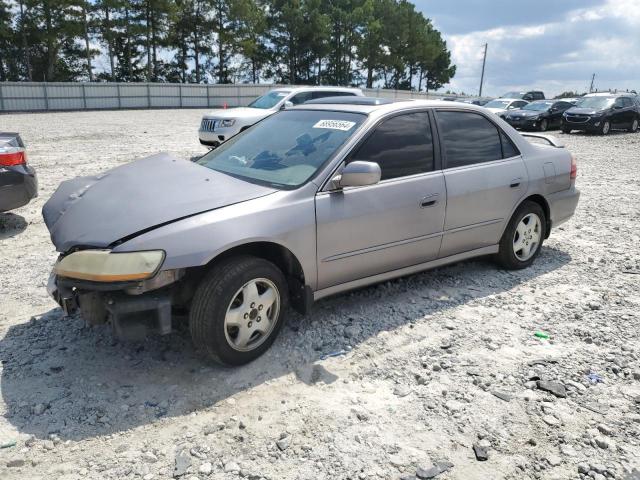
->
[629, 118, 639, 133]
[496, 201, 546, 270]
[600, 120, 611, 135]
[189, 256, 288, 366]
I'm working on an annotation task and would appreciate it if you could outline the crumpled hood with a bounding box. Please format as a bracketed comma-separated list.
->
[202, 107, 272, 121]
[43, 153, 276, 252]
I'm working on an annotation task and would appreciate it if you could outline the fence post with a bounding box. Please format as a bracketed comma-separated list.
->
[179, 83, 183, 108]
[116, 83, 121, 109]
[236, 85, 241, 106]
[43, 82, 49, 111]
[207, 85, 211, 108]
[146, 83, 151, 108]
[0, 83, 4, 112]
[82, 83, 87, 109]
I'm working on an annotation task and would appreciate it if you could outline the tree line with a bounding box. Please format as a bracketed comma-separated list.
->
[0, 0, 456, 91]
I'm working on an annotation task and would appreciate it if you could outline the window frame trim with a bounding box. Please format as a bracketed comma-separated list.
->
[322, 108, 440, 189]
[434, 108, 521, 171]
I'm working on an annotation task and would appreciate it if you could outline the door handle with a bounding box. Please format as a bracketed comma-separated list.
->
[510, 178, 522, 188]
[420, 193, 439, 208]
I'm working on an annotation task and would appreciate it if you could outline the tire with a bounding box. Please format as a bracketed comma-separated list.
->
[538, 119, 548, 132]
[189, 256, 288, 366]
[496, 201, 546, 270]
[628, 118, 639, 133]
[561, 126, 571, 134]
[600, 119, 611, 135]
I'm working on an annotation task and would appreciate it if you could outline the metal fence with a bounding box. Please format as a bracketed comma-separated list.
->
[0, 82, 453, 113]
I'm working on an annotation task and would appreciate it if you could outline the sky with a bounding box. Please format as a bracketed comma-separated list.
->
[414, 0, 640, 97]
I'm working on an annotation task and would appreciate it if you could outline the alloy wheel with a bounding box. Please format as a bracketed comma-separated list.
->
[513, 213, 542, 261]
[224, 278, 280, 352]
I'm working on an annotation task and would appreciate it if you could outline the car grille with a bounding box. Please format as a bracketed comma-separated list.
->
[200, 118, 218, 131]
[565, 114, 590, 124]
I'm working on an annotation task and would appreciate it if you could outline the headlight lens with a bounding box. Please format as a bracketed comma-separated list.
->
[55, 250, 165, 282]
[220, 119, 235, 127]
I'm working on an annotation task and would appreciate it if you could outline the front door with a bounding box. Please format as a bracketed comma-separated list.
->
[315, 111, 446, 290]
[435, 110, 528, 257]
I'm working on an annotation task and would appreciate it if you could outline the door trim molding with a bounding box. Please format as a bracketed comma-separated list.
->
[322, 231, 443, 263]
[314, 244, 499, 301]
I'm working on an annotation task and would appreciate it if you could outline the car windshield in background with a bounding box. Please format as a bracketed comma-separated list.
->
[502, 92, 523, 99]
[485, 100, 511, 108]
[576, 97, 615, 109]
[247, 91, 290, 109]
[523, 101, 553, 111]
[196, 110, 365, 188]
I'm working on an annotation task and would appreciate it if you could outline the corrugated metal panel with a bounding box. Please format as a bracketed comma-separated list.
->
[0, 82, 468, 112]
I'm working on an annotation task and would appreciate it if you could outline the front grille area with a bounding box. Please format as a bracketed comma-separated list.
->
[565, 115, 590, 124]
[200, 118, 218, 131]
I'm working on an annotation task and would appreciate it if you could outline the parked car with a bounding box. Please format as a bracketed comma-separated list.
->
[0, 133, 38, 213]
[484, 98, 529, 115]
[500, 90, 545, 101]
[460, 97, 493, 106]
[198, 86, 364, 147]
[44, 99, 579, 366]
[502, 100, 575, 131]
[562, 94, 640, 134]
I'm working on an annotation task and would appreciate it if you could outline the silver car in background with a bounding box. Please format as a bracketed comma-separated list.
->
[44, 99, 580, 366]
[198, 86, 364, 147]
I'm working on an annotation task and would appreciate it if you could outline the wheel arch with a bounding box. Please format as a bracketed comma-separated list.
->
[182, 241, 312, 315]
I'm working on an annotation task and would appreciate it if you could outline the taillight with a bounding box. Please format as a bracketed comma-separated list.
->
[570, 154, 577, 180]
[0, 150, 26, 166]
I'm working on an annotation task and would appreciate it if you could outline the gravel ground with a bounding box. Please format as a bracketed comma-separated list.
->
[0, 109, 639, 480]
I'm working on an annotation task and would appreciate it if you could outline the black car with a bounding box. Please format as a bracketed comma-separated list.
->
[500, 90, 545, 101]
[0, 133, 38, 212]
[502, 100, 574, 131]
[562, 94, 640, 135]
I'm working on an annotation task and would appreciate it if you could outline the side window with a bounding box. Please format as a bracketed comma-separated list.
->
[437, 111, 503, 168]
[613, 97, 625, 108]
[500, 131, 520, 158]
[515, 101, 527, 108]
[621, 98, 633, 107]
[290, 92, 313, 105]
[349, 112, 434, 181]
[313, 91, 355, 99]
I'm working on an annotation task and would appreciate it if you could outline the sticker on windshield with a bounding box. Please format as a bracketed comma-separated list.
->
[313, 120, 356, 131]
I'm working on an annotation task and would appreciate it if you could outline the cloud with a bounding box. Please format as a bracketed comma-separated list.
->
[415, 0, 640, 96]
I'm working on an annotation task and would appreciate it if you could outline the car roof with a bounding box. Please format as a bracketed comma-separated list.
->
[281, 86, 363, 93]
[304, 96, 394, 106]
[289, 99, 491, 115]
[491, 98, 525, 102]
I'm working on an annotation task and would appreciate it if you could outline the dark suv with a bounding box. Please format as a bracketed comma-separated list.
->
[501, 91, 545, 101]
[562, 94, 640, 135]
[502, 100, 574, 131]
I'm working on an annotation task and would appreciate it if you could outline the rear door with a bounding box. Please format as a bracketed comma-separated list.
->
[315, 111, 446, 289]
[435, 110, 527, 257]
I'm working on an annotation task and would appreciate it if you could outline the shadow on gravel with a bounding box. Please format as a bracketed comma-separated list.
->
[0, 213, 28, 240]
[0, 246, 571, 441]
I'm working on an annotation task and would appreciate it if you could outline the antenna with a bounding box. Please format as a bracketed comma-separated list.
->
[479, 43, 488, 97]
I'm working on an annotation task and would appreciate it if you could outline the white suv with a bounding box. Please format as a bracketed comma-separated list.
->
[198, 86, 364, 147]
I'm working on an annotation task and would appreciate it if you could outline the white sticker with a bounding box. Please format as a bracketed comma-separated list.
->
[312, 120, 356, 131]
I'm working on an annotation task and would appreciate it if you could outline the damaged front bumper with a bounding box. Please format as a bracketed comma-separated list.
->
[47, 267, 185, 340]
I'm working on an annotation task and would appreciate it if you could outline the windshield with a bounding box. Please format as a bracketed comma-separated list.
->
[247, 90, 290, 109]
[523, 101, 553, 111]
[575, 96, 615, 109]
[485, 100, 511, 109]
[197, 110, 365, 188]
[502, 91, 524, 99]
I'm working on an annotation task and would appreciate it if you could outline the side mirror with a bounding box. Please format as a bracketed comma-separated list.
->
[333, 161, 381, 188]
[281, 100, 294, 110]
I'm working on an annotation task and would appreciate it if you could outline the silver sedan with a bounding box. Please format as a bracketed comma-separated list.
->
[43, 98, 580, 365]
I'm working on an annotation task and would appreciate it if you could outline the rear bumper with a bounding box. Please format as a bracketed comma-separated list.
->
[0, 165, 38, 212]
[548, 186, 580, 229]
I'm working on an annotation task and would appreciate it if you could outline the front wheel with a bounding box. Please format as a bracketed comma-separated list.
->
[496, 201, 546, 270]
[600, 120, 611, 135]
[629, 118, 639, 133]
[189, 256, 288, 366]
[538, 119, 548, 132]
